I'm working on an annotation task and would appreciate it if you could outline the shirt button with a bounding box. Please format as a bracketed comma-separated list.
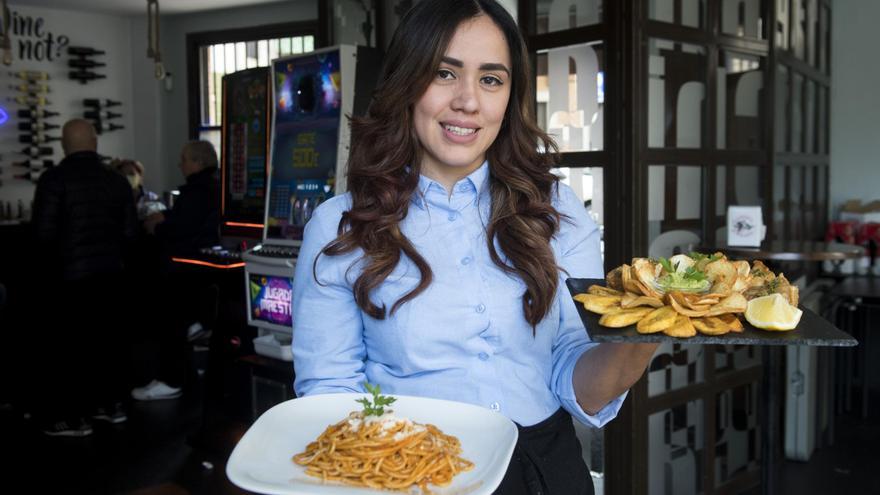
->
[458, 184, 469, 193]
[461, 256, 472, 265]
[448, 212, 457, 221]
[490, 402, 500, 412]
[478, 352, 489, 361]
[476, 303, 486, 313]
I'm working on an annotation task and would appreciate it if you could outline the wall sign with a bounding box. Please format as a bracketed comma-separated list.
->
[9, 10, 70, 62]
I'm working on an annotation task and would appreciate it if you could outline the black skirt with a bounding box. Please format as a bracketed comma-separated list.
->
[493, 408, 595, 495]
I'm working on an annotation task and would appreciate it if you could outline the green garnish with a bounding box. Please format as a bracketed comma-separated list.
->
[656, 255, 710, 291]
[658, 257, 675, 274]
[688, 252, 722, 263]
[752, 268, 767, 277]
[683, 266, 707, 282]
[357, 383, 397, 417]
[762, 278, 781, 296]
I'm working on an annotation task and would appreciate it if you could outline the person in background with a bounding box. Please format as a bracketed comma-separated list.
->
[131, 141, 220, 401]
[111, 158, 165, 220]
[31, 119, 138, 436]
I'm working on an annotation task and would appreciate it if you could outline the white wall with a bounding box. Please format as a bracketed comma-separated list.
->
[0, 3, 134, 215]
[830, 0, 880, 215]
[152, 1, 317, 194]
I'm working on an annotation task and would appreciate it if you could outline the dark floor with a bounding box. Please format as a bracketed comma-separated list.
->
[1, 383, 878, 494]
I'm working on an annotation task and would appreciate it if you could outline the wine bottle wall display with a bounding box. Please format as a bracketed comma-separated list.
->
[83, 98, 124, 135]
[6, 73, 60, 169]
[68, 46, 106, 85]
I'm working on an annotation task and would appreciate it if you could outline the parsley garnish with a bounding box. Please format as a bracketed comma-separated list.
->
[658, 257, 675, 274]
[357, 383, 397, 417]
[683, 266, 707, 282]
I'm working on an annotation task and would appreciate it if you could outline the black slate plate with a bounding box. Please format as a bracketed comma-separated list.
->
[567, 278, 857, 347]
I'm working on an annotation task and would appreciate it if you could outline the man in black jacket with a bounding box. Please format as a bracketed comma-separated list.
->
[133, 141, 220, 401]
[31, 119, 138, 436]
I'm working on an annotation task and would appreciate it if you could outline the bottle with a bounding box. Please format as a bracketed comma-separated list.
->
[11, 159, 53, 169]
[19, 146, 53, 157]
[18, 122, 60, 132]
[9, 83, 50, 93]
[84, 110, 122, 119]
[69, 60, 106, 69]
[9, 70, 49, 81]
[83, 98, 121, 107]
[19, 134, 61, 144]
[14, 170, 44, 181]
[8, 95, 50, 106]
[70, 71, 106, 82]
[18, 108, 59, 119]
[67, 47, 106, 56]
[93, 122, 124, 133]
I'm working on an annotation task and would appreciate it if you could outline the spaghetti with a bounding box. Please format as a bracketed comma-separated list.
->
[292, 410, 474, 493]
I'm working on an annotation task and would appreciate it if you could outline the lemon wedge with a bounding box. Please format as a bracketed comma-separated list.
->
[744, 293, 803, 331]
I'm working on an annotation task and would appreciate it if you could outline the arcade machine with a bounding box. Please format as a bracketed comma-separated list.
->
[242, 45, 381, 366]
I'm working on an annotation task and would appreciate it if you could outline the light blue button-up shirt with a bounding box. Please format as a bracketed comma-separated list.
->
[292, 161, 626, 427]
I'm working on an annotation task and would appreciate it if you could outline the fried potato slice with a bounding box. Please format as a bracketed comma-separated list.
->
[573, 294, 622, 315]
[664, 315, 697, 338]
[718, 313, 744, 333]
[622, 265, 645, 295]
[692, 316, 731, 336]
[599, 307, 654, 328]
[679, 292, 713, 311]
[621, 292, 665, 309]
[667, 291, 711, 317]
[636, 306, 679, 334]
[587, 285, 623, 297]
[705, 293, 748, 317]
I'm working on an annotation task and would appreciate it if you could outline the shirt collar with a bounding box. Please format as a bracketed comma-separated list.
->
[412, 160, 490, 210]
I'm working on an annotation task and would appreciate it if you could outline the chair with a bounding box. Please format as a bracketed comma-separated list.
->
[648, 230, 701, 259]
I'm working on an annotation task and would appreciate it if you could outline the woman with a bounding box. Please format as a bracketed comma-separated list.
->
[292, 0, 659, 492]
[111, 158, 165, 220]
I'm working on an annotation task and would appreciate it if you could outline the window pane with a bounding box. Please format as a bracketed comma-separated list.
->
[257, 40, 269, 66]
[246, 41, 258, 68]
[647, 164, 704, 254]
[817, 87, 827, 154]
[717, 51, 764, 149]
[772, 165, 785, 241]
[224, 43, 236, 74]
[790, 72, 803, 153]
[536, 42, 604, 152]
[648, 39, 707, 148]
[649, 0, 706, 29]
[788, 166, 802, 240]
[199, 128, 222, 164]
[292, 36, 303, 54]
[805, 80, 815, 154]
[803, 165, 815, 238]
[535, 0, 601, 35]
[235, 42, 247, 71]
[776, 0, 789, 50]
[648, 399, 706, 494]
[713, 165, 766, 242]
[721, 0, 765, 39]
[774, 65, 788, 152]
[204, 46, 215, 126]
[269, 38, 280, 61]
[551, 166, 604, 257]
[280, 37, 291, 56]
[819, 6, 830, 73]
[304, 36, 314, 52]
[806, 0, 817, 66]
[714, 382, 762, 487]
[792, 0, 806, 60]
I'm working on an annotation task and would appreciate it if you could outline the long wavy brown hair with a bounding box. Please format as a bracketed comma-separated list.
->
[318, 0, 563, 328]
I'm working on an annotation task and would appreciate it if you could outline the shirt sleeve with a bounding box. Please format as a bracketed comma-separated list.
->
[550, 183, 628, 428]
[292, 197, 368, 397]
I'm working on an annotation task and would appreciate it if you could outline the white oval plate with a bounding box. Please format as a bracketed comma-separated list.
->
[226, 393, 518, 495]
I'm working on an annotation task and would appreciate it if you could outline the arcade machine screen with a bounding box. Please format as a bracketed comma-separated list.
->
[266, 50, 342, 243]
[222, 67, 270, 231]
[247, 273, 293, 331]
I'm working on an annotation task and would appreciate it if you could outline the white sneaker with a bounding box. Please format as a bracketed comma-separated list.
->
[131, 380, 182, 401]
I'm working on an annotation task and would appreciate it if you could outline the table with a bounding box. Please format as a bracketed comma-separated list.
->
[698, 240, 864, 494]
[697, 240, 864, 261]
